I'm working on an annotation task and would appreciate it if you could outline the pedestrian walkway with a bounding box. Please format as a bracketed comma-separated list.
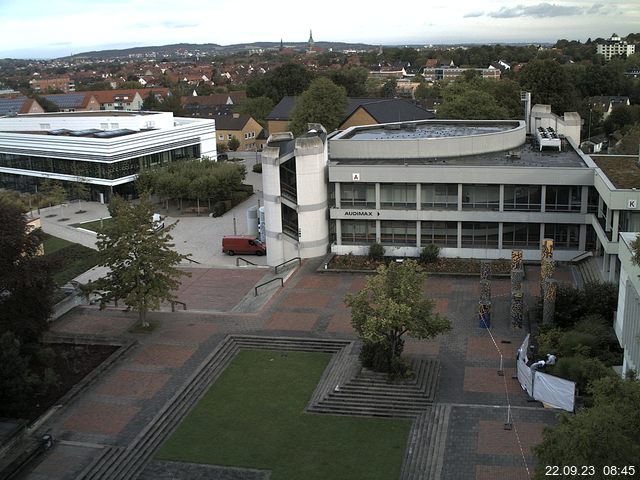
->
[19, 259, 572, 480]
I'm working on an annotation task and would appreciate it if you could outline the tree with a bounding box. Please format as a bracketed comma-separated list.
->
[344, 260, 451, 374]
[31, 95, 59, 113]
[328, 66, 369, 97]
[288, 77, 348, 135]
[69, 180, 90, 209]
[142, 90, 161, 110]
[0, 200, 54, 344]
[88, 196, 190, 327]
[380, 78, 397, 98]
[216, 142, 229, 154]
[438, 87, 509, 119]
[246, 63, 314, 104]
[631, 233, 640, 266]
[533, 376, 640, 479]
[237, 96, 274, 128]
[518, 59, 578, 114]
[227, 136, 240, 151]
[39, 179, 67, 207]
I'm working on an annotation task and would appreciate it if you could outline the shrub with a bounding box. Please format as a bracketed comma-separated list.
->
[368, 242, 385, 261]
[252, 163, 262, 173]
[551, 355, 615, 393]
[420, 244, 440, 263]
[359, 338, 408, 378]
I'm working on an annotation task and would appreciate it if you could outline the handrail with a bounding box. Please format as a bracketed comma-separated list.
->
[185, 256, 201, 264]
[236, 257, 258, 266]
[254, 277, 283, 296]
[274, 256, 301, 274]
[170, 300, 187, 312]
[569, 251, 593, 264]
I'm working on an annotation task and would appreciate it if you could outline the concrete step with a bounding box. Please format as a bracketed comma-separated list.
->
[310, 404, 423, 418]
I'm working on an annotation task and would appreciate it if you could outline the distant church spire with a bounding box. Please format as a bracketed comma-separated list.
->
[280, 38, 283, 51]
[308, 29, 314, 45]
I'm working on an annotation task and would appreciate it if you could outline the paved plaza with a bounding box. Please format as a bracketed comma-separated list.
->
[21, 258, 569, 479]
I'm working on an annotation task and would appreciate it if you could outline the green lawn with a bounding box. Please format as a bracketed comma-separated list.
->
[156, 350, 411, 480]
[72, 218, 112, 233]
[42, 234, 101, 285]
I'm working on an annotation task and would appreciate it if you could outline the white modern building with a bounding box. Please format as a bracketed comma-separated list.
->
[261, 105, 640, 286]
[596, 33, 636, 61]
[0, 111, 216, 201]
[614, 233, 640, 377]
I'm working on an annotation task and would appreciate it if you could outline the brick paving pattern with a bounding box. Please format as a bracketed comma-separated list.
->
[23, 261, 576, 480]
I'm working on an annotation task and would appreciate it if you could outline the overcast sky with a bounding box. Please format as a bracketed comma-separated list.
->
[1, 0, 638, 59]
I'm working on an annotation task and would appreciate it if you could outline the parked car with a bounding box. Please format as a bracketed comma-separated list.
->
[152, 213, 164, 230]
[222, 235, 266, 256]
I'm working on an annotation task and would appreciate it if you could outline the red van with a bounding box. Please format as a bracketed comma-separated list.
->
[222, 236, 266, 256]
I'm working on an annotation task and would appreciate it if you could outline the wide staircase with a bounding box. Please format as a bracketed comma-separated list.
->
[308, 358, 440, 418]
[575, 256, 603, 285]
[400, 404, 451, 480]
[78, 335, 350, 480]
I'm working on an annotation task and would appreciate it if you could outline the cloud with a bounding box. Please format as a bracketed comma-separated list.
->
[484, 2, 612, 19]
[463, 10, 484, 18]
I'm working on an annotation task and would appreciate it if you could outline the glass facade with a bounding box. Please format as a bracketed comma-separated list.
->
[421, 221, 458, 247]
[421, 184, 457, 210]
[281, 203, 298, 239]
[502, 223, 541, 248]
[380, 221, 416, 245]
[461, 222, 499, 247]
[545, 186, 581, 212]
[279, 158, 297, 202]
[503, 185, 542, 211]
[340, 183, 376, 208]
[544, 223, 579, 249]
[462, 185, 500, 210]
[341, 220, 376, 244]
[380, 184, 416, 209]
[0, 145, 199, 181]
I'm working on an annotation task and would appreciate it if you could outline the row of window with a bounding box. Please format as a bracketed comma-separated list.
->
[0, 145, 199, 180]
[340, 220, 586, 250]
[217, 132, 257, 141]
[335, 183, 597, 213]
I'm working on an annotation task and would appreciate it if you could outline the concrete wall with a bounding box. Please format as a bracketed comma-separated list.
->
[615, 233, 640, 376]
[261, 141, 286, 266]
[529, 105, 581, 145]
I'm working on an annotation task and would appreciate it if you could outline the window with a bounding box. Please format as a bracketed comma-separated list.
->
[462, 185, 499, 210]
[39, 123, 50, 130]
[218, 135, 224, 140]
[380, 221, 416, 245]
[109, 123, 119, 129]
[545, 186, 581, 212]
[461, 222, 499, 247]
[421, 221, 457, 247]
[502, 223, 540, 248]
[544, 223, 579, 249]
[380, 184, 416, 209]
[227, 134, 232, 140]
[421, 184, 457, 210]
[504, 185, 542, 211]
[281, 204, 298, 239]
[340, 183, 375, 208]
[341, 220, 376, 244]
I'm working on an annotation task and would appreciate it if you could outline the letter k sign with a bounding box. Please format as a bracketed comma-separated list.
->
[629, 199, 637, 209]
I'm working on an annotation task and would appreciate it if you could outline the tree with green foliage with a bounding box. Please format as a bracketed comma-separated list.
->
[237, 96, 274, 127]
[246, 63, 314, 104]
[438, 86, 509, 119]
[518, 59, 578, 114]
[142, 90, 161, 110]
[216, 142, 228, 154]
[344, 259, 451, 374]
[380, 78, 397, 98]
[227, 136, 240, 151]
[328, 66, 369, 97]
[631, 234, 640, 266]
[0, 200, 54, 344]
[31, 94, 59, 113]
[534, 376, 640, 479]
[69, 180, 90, 209]
[289, 77, 348, 135]
[88, 196, 190, 327]
[39, 179, 67, 207]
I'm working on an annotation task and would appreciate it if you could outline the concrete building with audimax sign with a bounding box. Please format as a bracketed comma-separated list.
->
[0, 111, 216, 201]
[261, 105, 640, 285]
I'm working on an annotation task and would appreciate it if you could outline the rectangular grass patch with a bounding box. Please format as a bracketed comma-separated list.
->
[42, 234, 100, 285]
[156, 349, 411, 480]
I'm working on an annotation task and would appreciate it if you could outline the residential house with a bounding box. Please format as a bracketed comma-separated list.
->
[30, 76, 75, 93]
[84, 88, 170, 111]
[42, 93, 100, 112]
[266, 97, 435, 135]
[0, 97, 45, 116]
[216, 113, 263, 151]
[589, 96, 631, 120]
